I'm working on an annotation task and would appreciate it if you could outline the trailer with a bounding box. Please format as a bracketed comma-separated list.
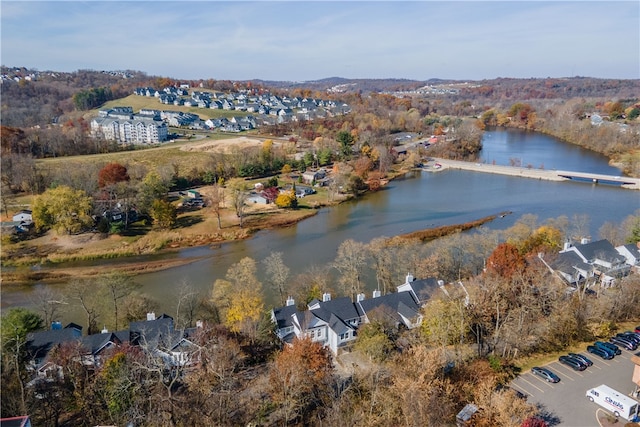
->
[586, 385, 639, 421]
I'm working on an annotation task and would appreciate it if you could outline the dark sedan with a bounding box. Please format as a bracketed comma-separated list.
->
[531, 367, 561, 383]
[587, 345, 614, 360]
[568, 352, 593, 367]
[559, 355, 587, 371]
[610, 336, 638, 351]
[619, 332, 640, 345]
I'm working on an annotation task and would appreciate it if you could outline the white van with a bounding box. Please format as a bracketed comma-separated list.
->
[586, 385, 639, 421]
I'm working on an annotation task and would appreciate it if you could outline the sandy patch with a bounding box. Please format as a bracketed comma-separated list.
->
[180, 136, 265, 154]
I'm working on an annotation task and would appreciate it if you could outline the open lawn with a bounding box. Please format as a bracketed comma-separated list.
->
[94, 94, 252, 121]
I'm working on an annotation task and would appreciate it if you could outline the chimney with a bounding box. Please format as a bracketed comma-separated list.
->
[563, 241, 572, 251]
[196, 320, 203, 329]
[406, 273, 414, 284]
[146, 312, 156, 321]
[322, 292, 331, 302]
[356, 293, 365, 302]
[286, 296, 295, 306]
[438, 280, 445, 287]
[373, 290, 381, 298]
[580, 238, 590, 245]
[101, 325, 108, 334]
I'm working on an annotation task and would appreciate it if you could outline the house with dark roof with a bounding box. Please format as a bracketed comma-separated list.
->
[271, 275, 444, 355]
[24, 313, 201, 385]
[396, 274, 444, 305]
[541, 250, 595, 286]
[25, 323, 83, 370]
[560, 239, 630, 286]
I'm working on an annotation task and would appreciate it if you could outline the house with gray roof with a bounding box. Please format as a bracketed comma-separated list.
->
[271, 274, 443, 355]
[560, 239, 630, 286]
[539, 250, 595, 287]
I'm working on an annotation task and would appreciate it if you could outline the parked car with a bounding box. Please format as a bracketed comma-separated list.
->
[587, 345, 614, 360]
[619, 331, 640, 345]
[595, 341, 622, 355]
[531, 367, 561, 383]
[559, 355, 587, 371]
[635, 326, 640, 334]
[568, 352, 593, 367]
[610, 336, 638, 351]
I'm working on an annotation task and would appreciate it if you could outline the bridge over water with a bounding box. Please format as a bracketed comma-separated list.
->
[429, 159, 640, 190]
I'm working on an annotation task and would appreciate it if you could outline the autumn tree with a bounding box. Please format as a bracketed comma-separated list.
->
[353, 321, 395, 362]
[149, 199, 176, 230]
[269, 337, 334, 425]
[485, 242, 526, 279]
[275, 189, 297, 209]
[212, 257, 265, 341]
[98, 162, 130, 188]
[32, 185, 93, 234]
[137, 170, 170, 215]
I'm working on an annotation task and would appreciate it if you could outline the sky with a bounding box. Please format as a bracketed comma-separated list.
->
[1, 1, 639, 82]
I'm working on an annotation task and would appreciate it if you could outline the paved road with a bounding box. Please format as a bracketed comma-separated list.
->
[511, 347, 639, 426]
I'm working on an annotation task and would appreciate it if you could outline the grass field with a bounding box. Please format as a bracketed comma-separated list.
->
[94, 94, 252, 121]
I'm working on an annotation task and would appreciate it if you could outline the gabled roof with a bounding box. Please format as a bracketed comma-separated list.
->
[26, 327, 82, 361]
[79, 332, 122, 355]
[569, 239, 625, 264]
[309, 296, 362, 322]
[548, 250, 593, 276]
[272, 303, 298, 330]
[129, 315, 174, 347]
[397, 277, 441, 305]
[617, 243, 640, 264]
[358, 292, 421, 326]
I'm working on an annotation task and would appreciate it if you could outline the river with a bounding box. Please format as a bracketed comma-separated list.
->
[2, 128, 638, 323]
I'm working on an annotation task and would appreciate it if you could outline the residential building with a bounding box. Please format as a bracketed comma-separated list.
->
[540, 238, 632, 287]
[271, 274, 445, 355]
[91, 108, 168, 144]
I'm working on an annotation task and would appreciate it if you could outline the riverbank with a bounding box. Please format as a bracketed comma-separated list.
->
[0, 203, 324, 285]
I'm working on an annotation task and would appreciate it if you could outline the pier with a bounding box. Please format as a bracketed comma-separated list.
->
[429, 159, 640, 190]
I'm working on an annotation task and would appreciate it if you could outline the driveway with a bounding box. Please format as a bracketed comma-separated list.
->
[511, 347, 639, 426]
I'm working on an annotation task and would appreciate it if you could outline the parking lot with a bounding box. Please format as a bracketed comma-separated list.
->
[511, 346, 639, 426]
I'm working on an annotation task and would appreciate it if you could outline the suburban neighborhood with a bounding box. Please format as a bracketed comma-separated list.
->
[90, 86, 351, 144]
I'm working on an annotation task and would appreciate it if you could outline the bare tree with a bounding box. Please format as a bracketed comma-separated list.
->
[30, 288, 66, 328]
[333, 239, 368, 300]
[67, 279, 100, 334]
[227, 178, 248, 228]
[174, 281, 200, 329]
[263, 251, 290, 305]
[100, 272, 138, 331]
